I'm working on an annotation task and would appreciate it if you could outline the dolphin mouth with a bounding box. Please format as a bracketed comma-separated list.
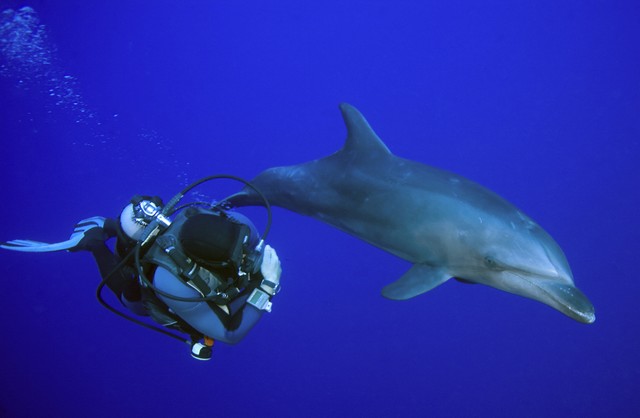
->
[524, 276, 596, 324]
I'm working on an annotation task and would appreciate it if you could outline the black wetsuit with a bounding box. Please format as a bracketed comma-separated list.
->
[84, 218, 267, 343]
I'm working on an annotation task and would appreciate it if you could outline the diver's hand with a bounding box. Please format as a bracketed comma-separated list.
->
[260, 245, 282, 296]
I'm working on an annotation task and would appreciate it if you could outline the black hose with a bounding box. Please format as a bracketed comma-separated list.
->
[165, 174, 272, 241]
[95, 248, 189, 344]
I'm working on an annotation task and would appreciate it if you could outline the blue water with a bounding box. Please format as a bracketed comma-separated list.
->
[0, 1, 638, 417]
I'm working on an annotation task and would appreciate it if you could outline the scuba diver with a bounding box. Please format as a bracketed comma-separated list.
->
[0, 175, 282, 361]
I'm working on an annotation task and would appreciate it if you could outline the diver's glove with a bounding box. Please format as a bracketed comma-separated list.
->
[259, 245, 282, 296]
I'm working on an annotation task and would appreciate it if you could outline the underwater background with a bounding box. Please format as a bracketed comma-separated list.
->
[0, 1, 638, 417]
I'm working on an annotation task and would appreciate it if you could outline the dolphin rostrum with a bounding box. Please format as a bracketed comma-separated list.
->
[228, 103, 595, 323]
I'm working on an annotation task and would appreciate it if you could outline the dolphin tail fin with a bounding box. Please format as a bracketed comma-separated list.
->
[381, 264, 451, 300]
[224, 187, 267, 207]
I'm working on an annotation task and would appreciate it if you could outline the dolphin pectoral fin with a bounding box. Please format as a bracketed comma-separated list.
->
[381, 264, 451, 300]
[454, 277, 478, 285]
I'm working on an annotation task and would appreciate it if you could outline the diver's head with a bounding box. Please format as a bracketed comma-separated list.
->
[119, 196, 163, 240]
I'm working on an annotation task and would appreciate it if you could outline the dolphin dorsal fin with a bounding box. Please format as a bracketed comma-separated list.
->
[339, 103, 392, 157]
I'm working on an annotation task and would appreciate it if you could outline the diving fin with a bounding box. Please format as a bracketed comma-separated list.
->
[0, 217, 106, 253]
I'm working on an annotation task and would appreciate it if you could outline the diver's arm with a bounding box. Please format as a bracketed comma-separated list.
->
[154, 267, 266, 344]
[219, 244, 283, 342]
[215, 295, 266, 344]
[154, 245, 281, 344]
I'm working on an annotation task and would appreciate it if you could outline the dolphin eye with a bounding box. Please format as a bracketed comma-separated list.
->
[484, 256, 501, 269]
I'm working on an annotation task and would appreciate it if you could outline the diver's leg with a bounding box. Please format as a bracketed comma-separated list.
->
[87, 242, 134, 295]
[89, 241, 147, 314]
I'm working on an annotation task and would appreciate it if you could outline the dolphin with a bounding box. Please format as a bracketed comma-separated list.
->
[228, 103, 595, 323]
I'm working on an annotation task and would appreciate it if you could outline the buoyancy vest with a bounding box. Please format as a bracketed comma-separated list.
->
[140, 206, 261, 332]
